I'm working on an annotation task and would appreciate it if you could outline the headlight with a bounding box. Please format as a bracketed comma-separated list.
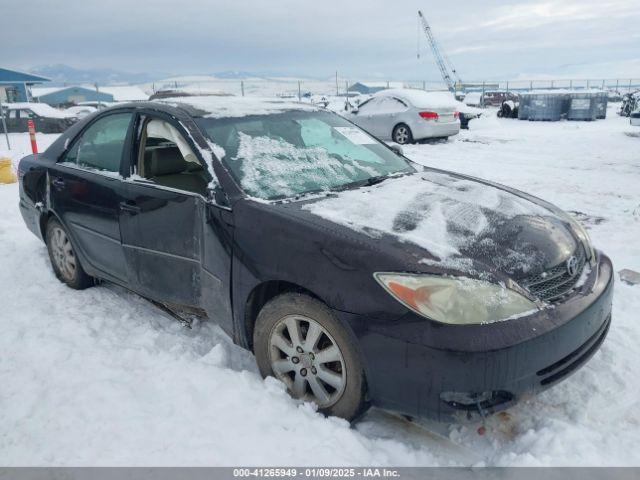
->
[567, 216, 596, 265]
[374, 273, 538, 325]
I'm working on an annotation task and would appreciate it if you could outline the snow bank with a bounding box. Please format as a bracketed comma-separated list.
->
[98, 85, 149, 102]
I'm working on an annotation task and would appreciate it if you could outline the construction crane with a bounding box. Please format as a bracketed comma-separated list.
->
[417, 10, 462, 93]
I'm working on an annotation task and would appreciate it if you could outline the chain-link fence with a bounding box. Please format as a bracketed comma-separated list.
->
[149, 77, 640, 99]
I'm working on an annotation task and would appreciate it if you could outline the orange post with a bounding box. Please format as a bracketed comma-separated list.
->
[27, 119, 38, 154]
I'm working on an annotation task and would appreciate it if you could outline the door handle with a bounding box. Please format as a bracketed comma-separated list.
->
[119, 202, 142, 215]
[51, 177, 66, 189]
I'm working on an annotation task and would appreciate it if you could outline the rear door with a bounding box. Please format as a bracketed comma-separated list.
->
[6, 109, 23, 132]
[356, 97, 408, 138]
[49, 111, 134, 283]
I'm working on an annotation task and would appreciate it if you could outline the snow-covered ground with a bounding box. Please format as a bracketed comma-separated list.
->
[1, 106, 639, 466]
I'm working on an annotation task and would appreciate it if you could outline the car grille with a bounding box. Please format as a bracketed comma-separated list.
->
[521, 249, 587, 302]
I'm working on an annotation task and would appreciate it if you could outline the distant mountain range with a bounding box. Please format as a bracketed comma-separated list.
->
[27, 64, 329, 85]
[30, 64, 168, 86]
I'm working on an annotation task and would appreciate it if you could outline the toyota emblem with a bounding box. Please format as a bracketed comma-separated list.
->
[566, 256, 578, 277]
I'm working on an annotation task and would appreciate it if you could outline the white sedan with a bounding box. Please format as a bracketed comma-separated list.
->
[343, 88, 461, 144]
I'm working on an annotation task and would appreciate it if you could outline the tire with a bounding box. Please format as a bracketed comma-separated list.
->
[254, 293, 368, 421]
[45, 217, 93, 290]
[392, 123, 413, 145]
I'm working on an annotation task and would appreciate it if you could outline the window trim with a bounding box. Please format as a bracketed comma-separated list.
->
[57, 109, 136, 177]
[126, 110, 231, 210]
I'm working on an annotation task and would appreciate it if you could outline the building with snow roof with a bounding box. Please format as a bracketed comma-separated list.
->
[347, 81, 406, 95]
[0, 67, 50, 103]
[99, 86, 148, 102]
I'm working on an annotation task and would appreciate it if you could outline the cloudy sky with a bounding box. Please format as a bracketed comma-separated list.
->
[5, 0, 640, 81]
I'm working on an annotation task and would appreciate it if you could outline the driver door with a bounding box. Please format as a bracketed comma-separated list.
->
[118, 112, 233, 324]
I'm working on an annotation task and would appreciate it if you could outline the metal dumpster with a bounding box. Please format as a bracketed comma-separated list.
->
[519, 93, 564, 121]
[567, 92, 597, 121]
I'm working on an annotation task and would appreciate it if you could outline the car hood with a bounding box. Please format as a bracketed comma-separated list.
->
[289, 169, 579, 280]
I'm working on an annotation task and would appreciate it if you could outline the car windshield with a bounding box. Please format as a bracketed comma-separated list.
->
[196, 110, 415, 200]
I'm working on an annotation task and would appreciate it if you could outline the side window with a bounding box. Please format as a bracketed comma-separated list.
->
[357, 98, 379, 113]
[20, 109, 34, 119]
[136, 117, 210, 195]
[63, 113, 132, 173]
[8, 110, 18, 119]
[361, 97, 407, 115]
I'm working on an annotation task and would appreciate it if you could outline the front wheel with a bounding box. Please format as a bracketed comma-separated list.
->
[392, 123, 413, 144]
[254, 293, 368, 421]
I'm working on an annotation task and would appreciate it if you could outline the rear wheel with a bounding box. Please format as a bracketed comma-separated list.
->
[45, 218, 93, 289]
[392, 123, 413, 144]
[254, 293, 368, 421]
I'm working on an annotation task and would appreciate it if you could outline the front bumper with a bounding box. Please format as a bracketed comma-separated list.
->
[341, 252, 613, 422]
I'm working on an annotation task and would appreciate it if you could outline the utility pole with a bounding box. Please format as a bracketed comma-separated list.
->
[241, 81, 245, 97]
[335, 71, 339, 96]
[298, 81, 301, 101]
[95, 82, 102, 109]
[0, 96, 10, 150]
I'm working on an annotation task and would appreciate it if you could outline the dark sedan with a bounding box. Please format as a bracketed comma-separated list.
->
[17, 97, 613, 422]
[3, 103, 78, 133]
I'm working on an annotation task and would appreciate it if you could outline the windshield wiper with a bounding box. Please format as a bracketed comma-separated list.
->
[364, 175, 390, 186]
[331, 175, 391, 192]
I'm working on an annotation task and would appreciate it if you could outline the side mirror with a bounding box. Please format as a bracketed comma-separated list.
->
[206, 183, 230, 208]
[389, 143, 404, 156]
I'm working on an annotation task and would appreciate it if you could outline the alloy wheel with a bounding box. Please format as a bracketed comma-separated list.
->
[269, 314, 346, 407]
[394, 126, 410, 144]
[50, 226, 76, 282]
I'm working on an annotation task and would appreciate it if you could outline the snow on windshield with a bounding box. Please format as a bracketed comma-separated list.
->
[303, 171, 550, 264]
[231, 133, 378, 199]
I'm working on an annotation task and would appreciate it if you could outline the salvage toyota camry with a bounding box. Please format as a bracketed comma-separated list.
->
[18, 96, 613, 422]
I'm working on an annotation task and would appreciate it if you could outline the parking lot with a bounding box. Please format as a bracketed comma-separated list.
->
[1, 106, 639, 466]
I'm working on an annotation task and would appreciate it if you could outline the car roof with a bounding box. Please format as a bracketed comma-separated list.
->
[160, 95, 320, 119]
[3, 102, 75, 118]
[373, 88, 459, 109]
[101, 96, 321, 121]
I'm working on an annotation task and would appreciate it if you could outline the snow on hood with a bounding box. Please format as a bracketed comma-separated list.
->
[160, 95, 318, 119]
[302, 171, 559, 273]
